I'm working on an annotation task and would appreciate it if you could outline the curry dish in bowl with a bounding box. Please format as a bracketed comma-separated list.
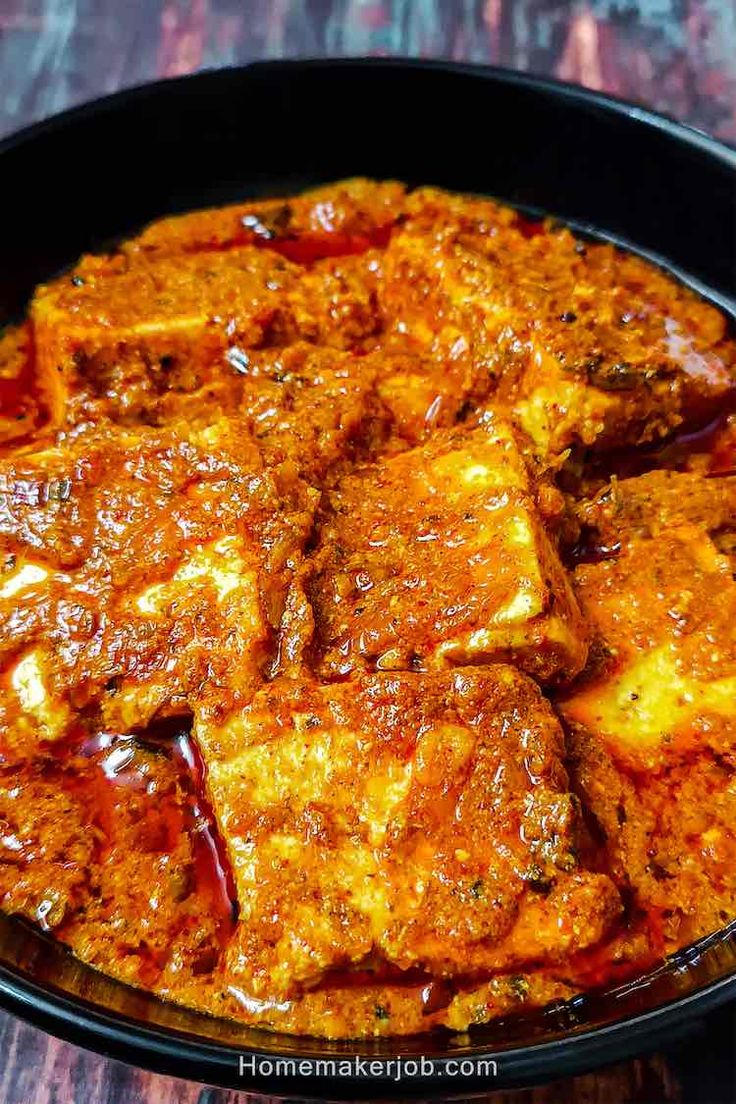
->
[1, 179, 735, 1039]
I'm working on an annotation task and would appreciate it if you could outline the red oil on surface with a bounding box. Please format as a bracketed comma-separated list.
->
[576, 408, 736, 489]
[69, 719, 238, 940]
[568, 529, 622, 566]
[656, 410, 736, 473]
[263, 223, 393, 264]
[514, 212, 546, 239]
[172, 730, 239, 941]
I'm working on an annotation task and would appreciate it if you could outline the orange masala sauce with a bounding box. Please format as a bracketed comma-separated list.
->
[0, 180, 735, 1038]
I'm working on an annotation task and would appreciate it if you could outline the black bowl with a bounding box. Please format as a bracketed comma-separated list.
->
[1, 59, 735, 1097]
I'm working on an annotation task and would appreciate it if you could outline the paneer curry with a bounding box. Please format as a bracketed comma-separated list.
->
[1, 179, 735, 1038]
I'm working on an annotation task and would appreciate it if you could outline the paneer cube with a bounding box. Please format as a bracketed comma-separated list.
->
[32, 246, 385, 429]
[231, 343, 391, 484]
[311, 414, 587, 682]
[379, 188, 735, 457]
[574, 468, 736, 546]
[367, 349, 492, 447]
[31, 247, 304, 427]
[0, 419, 316, 757]
[195, 667, 619, 1001]
[560, 525, 736, 767]
[559, 519, 736, 947]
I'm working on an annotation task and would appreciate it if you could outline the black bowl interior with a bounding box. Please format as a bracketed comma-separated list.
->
[1, 59, 736, 1096]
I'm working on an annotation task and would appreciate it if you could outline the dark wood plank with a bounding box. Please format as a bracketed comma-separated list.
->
[0, 0, 735, 142]
[0, 1, 734, 1101]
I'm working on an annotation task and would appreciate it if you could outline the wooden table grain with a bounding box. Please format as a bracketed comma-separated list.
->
[1, 0, 736, 144]
[1, 2, 735, 1101]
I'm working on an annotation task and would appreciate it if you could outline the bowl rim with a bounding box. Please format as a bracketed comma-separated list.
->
[1, 55, 735, 167]
[1, 953, 735, 1096]
[1, 56, 735, 1095]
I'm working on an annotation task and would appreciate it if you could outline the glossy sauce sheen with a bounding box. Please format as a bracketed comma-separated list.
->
[0, 180, 735, 1039]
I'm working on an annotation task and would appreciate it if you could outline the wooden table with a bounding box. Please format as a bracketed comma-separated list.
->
[1, 2, 735, 1101]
